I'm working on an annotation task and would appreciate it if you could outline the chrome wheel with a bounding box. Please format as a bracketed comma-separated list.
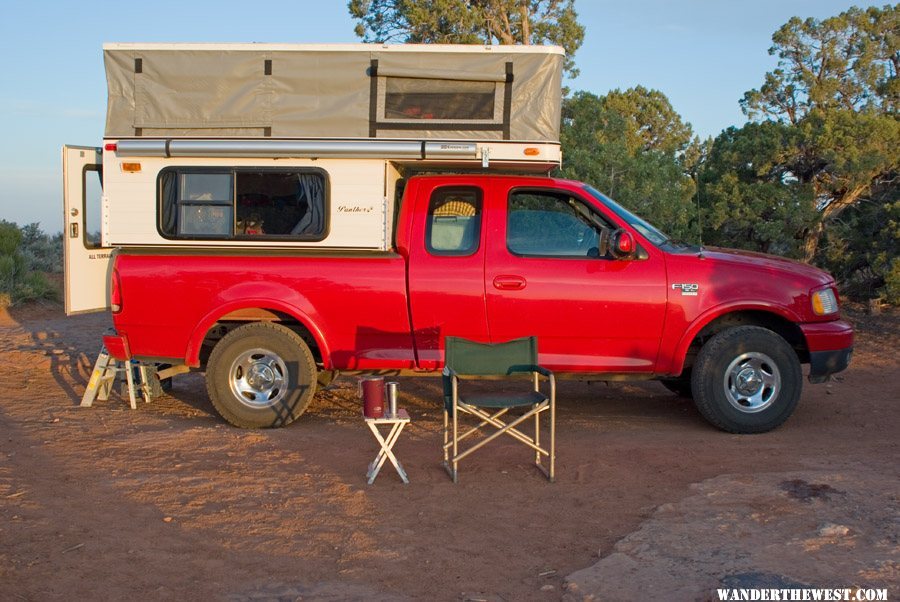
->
[723, 351, 781, 413]
[228, 348, 288, 409]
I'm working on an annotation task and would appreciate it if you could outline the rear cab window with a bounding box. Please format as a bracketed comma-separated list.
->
[425, 187, 483, 256]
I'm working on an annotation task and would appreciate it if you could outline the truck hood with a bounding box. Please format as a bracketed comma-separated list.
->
[695, 246, 834, 288]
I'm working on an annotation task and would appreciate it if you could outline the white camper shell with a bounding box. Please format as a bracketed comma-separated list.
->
[64, 43, 564, 314]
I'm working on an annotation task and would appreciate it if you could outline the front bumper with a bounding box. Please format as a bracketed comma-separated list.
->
[808, 347, 853, 384]
[800, 319, 854, 383]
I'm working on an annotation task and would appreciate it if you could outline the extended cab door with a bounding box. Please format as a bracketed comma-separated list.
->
[484, 180, 668, 372]
[403, 177, 490, 369]
[62, 145, 112, 315]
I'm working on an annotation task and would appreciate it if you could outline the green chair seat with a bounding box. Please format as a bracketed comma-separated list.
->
[459, 391, 547, 408]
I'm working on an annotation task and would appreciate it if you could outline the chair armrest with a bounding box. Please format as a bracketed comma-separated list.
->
[507, 365, 553, 380]
[534, 366, 553, 379]
[442, 367, 460, 410]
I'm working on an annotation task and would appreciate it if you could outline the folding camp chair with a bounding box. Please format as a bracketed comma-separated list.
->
[442, 336, 556, 483]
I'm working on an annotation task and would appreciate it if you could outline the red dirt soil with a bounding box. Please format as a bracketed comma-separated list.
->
[0, 302, 897, 600]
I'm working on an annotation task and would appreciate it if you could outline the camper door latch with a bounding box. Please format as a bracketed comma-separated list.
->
[481, 147, 490, 169]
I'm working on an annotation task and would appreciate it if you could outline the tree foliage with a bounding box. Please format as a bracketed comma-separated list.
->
[347, 0, 585, 76]
[737, 4, 899, 263]
[699, 122, 817, 257]
[741, 5, 898, 121]
[818, 183, 900, 303]
[559, 88, 697, 241]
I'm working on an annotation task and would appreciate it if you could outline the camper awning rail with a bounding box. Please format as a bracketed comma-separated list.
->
[113, 139, 478, 160]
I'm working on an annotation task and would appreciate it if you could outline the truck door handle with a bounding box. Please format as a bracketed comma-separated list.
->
[493, 275, 526, 290]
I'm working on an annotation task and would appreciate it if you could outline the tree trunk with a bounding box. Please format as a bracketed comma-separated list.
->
[802, 221, 825, 263]
[802, 183, 869, 262]
[520, 1, 530, 43]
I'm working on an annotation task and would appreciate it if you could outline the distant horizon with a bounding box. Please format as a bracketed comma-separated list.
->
[0, 0, 870, 233]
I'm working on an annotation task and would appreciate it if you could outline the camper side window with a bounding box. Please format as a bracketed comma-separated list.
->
[159, 168, 328, 241]
[384, 78, 499, 122]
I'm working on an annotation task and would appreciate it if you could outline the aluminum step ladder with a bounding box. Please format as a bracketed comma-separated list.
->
[81, 346, 154, 410]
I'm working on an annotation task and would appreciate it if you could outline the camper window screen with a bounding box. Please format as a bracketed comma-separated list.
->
[177, 172, 233, 237]
[384, 78, 497, 121]
[159, 169, 327, 241]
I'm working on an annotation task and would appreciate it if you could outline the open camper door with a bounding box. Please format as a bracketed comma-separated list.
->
[62, 145, 111, 315]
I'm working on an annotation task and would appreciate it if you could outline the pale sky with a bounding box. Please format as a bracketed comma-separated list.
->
[0, 0, 869, 232]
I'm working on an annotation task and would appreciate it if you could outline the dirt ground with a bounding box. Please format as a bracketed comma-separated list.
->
[0, 303, 897, 601]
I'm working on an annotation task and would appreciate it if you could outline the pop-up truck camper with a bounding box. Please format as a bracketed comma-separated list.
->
[64, 43, 852, 432]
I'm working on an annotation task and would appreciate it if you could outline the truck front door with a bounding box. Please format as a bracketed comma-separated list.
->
[484, 182, 668, 372]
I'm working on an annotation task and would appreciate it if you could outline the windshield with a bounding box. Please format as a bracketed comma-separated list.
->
[583, 185, 670, 246]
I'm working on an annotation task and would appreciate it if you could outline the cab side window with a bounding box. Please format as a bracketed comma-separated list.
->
[426, 187, 482, 256]
[507, 191, 608, 258]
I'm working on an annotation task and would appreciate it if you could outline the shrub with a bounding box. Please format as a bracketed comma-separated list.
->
[0, 220, 59, 306]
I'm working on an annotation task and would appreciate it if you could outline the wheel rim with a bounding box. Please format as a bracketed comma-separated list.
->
[228, 348, 288, 409]
[723, 351, 781, 413]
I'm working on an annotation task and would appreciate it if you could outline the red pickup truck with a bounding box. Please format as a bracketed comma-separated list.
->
[104, 173, 853, 433]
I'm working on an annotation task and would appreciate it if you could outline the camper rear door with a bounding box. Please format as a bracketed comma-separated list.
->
[63, 145, 112, 315]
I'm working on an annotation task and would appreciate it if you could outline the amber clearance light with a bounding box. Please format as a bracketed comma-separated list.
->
[524, 147, 540, 156]
[121, 162, 142, 173]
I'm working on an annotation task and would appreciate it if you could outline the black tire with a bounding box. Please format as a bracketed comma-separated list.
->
[691, 326, 802, 434]
[206, 322, 317, 428]
[661, 372, 693, 398]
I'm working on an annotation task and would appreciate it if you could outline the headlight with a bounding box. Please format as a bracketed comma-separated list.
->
[811, 287, 839, 316]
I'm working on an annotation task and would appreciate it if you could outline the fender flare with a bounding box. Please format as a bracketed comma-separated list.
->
[184, 298, 331, 369]
[667, 301, 803, 376]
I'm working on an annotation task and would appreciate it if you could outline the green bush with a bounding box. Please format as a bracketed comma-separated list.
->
[883, 258, 900, 306]
[0, 220, 58, 306]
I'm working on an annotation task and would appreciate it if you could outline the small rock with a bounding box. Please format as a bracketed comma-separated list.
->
[540, 584, 555, 592]
[817, 523, 850, 537]
[163, 516, 173, 523]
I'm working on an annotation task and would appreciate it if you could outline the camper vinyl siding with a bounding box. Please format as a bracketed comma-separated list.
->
[101, 154, 391, 250]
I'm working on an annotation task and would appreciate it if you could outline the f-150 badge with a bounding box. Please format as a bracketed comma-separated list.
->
[672, 283, 699, 296]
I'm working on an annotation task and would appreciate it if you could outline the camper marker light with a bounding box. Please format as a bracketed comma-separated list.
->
[524, 147, 540, 156]
[121, 162, 141, 173]
[104, 143, 118, 152]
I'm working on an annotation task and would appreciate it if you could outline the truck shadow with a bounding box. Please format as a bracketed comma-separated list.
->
[3, 304, 110, 406]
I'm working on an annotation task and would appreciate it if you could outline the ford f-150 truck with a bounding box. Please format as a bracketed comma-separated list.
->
[62, 43, 852, 434]
[101, 173, 852, 433]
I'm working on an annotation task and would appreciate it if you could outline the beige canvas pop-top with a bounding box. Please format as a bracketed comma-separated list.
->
[104, 43, 564, 142]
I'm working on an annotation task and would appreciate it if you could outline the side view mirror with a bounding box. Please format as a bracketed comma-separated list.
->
[611, 229, 636, 259]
